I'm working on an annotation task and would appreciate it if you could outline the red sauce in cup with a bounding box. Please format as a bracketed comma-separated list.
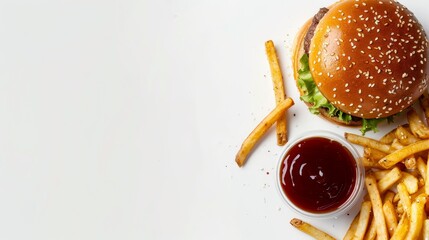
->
[279, 137, 357, 213]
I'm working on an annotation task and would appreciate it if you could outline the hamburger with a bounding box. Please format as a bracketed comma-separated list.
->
[293, 0, 429, 134]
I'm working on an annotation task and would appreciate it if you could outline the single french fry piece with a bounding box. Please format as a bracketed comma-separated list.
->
[354, 201, 372, 240]
[426, 155, 429, 195]
[373, 170, 389, 180]
[397, 182, 412, 217]
[408, 108, 429, 139]
[390, 213, 410, 240]
[363, 218, 377, 240]
[265, 40, 288, 146]
[378, 139, 429, 169]
[384, 190, 396, 203]
[343, 213, 360, 240]
[365, 173, 389, 240]
[364, 147, 387, 161]
[404, 155, 417, 170]
[423, 219, 429, 240]
[383, 200, 398, 236]
[345, 133, 392, 154]
[380, 128, 398, 144]
[391, 138, 405, 151]
[417, 157, 427, 180]
[419, 93, 429, 125]
[396, 125, 420, 145]
[361, 158, 380, 169]
[401, 171, 419, 194]
[360, 157, 382, 169]
[405, 194, 427, 240]
[289, 218, 335, 240]
[377, 167, 402, 194]
[235, 98, 294, 167]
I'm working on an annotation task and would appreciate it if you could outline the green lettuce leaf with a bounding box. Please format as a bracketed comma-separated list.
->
[297, 54, 391, 135]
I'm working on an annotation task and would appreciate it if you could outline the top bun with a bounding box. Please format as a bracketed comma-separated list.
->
[309, 0, 429, 119]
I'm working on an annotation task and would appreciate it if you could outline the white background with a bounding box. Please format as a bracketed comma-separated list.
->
[0, 0, 427, 239]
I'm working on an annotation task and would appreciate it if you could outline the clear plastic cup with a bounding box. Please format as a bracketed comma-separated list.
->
[276, 130, 364, 218]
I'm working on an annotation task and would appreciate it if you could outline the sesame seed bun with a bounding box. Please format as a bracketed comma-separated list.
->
[294, 0, 429, 122]
[292, 11, 362, 126]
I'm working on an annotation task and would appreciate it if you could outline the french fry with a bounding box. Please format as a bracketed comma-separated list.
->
[289, 218, 335, 240]
[419, 93, 429, 125]
[384, 190, 396, 203]
[265, 40, 288, 146]
[363, 218, 377, 240]
[378, 139, 429, 169]
[364, 147, 387, 161]
[365, 173, 389, 240]
[390, 213, 409, 240]
[417, 156, 427, 180]
[373, 170, 389, 180]
[397, 182, 412, 217]
[391, 138, 405, 150]
[383, 200, 398, 236]
[235, 98, 294, 167]
[404, 155, 417, 170]
[408, 108, 429, 139]
[426, 155, 429, 195]
[396, 125, 419, 145]
[360, 157, 382, 169]
[380, 128, 398, 144]
[345, 133, 392, 154]
[423, 219, 429, 240]
[377, 167, 402, 194]
[401, 171, 419, 194]
[343, 213, 360, 240]
[354, 201, 372, 240]
[404, 194, 427, 240]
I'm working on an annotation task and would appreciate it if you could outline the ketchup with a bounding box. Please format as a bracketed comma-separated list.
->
[279, 137, 357, 213]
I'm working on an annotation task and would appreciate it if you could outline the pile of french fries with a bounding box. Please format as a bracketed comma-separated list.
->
[290, 96, 429, 239]
[342, 102, 429, 240]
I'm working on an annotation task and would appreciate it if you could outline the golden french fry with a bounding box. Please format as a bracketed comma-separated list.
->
[265, 40, 288, 146]
[364, 147, 387, 161]
[384, 190, 396, 203]
[425, 152, 429, 195]
[391, 138, 405, 151]
[419, 93, 429, 125]
[360, 157, 382, 169]
[380, 128, 398, 144]
[396, 125, 420, 145]
[383, 200, 398, 236]
[373, 170, 389, 180]
[363, 218, 377, 240]
[343, 213, 360, 240]
[354, 201, 372, 240]
[391, 213, 410, 240]
[404, 155, 417, 170]
[423, 219, 429, 240]
[345, 133, 392, 154]
[289, 218, 335, 240]
[404, 194, 427, 240]
[397, 182, 412, 217]
[365, 173, 389, 240]
[378, 139, 429, 169]
[401, 171, 419, 194]
[235, 98, 294, 167]
[408, 108, 429, 139]
[377, 167, 402, 194]
[417, 156, 427, 180]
